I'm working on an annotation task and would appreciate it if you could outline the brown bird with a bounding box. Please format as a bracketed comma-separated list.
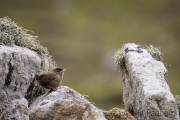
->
[34, 68, 67, 91]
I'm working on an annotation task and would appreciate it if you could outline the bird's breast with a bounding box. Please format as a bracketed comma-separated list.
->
[47, 75, 62, 88]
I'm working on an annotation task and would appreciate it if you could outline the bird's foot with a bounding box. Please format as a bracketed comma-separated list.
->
[53, 87, 58, 91]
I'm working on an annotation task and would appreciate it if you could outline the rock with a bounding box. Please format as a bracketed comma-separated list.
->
[103, 108, 136, 120]
[114, 43, 179, 120]
[0, 17, 136, 120]
[29, 86, 136, 120]
[175, 95, 180, 116]
[29, 86, 107, 120]
[0, 98, 29, 120]
[0, 45, 49, 119]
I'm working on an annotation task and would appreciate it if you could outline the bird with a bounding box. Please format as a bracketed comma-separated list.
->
[34, 68, 67, 91]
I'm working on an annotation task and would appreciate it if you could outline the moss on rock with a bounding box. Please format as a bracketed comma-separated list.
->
[112, 48, 126, 74]
[145, 45, 163, 62]
[0, 16, 56, 69]
[113, 44, 167, 76]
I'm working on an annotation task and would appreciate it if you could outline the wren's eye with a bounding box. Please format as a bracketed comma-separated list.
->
[55, 68, 63, 72]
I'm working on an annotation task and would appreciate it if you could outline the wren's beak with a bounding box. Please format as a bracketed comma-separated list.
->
[62, 69, 67, 72]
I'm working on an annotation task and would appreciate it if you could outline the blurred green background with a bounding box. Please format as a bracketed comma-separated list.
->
[0, 0, 180, 110]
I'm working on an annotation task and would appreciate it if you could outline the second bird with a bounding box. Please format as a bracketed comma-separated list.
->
[35, 68, 67, 91]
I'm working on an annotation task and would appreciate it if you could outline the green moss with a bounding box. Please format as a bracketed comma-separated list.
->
[145, 45, 169, 78]
[112, 48, 127, 74]
[0, 16, 56, 69]
[145, 45, 163, 62]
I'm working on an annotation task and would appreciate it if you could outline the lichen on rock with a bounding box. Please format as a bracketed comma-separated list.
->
[0, 16, 56, 70]
[29, 86, 107, 120]
[103, 108, 135, 120]
[113, 43, 179, 120]
[112, 48, 126, 74]
[145, 45, 163, 62]
[0, 16, 57, 119]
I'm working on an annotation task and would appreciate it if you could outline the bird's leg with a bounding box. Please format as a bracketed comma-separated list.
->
[45, 86, 59, 94]
[52, 87, 58, 91]
[46, 85, 57, 91]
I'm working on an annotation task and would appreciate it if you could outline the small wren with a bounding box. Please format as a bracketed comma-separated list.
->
[34, 68, 67, 91]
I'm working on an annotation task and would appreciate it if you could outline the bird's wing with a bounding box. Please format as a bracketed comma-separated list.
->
[38, 73, 55, 82]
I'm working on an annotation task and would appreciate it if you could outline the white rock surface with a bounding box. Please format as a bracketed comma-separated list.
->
[121, 43, 179, 120]
[0, 98, 29, 120]
[0, 45, 49, 120]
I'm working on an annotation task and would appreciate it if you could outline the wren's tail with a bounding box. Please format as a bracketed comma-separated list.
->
[34, 74, 39, 80]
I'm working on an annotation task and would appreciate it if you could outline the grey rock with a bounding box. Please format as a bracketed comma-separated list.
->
[0, 98, 29, 120]
[0, 45, 49, 120]
[29, 86, 107, 120]
[120, 43, 179, 120]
